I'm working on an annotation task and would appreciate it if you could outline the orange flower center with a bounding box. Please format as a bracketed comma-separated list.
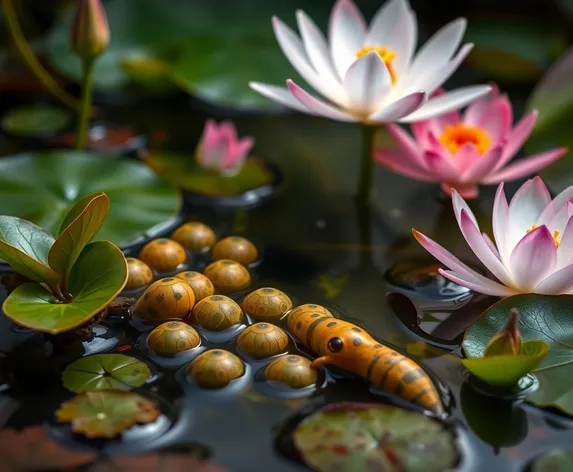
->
[527, 223, 560, 246]
[356, 46, 397, 84]
[439, 124, 492, 155]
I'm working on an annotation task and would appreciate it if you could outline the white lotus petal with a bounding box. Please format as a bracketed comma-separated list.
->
[365, 0, 406, 44]
[287, 80, 359, 121]
[557, 216, 573, 269]
[439, 269, 518, 297]
[492, 183, 511, 267]
[249, 82, 309, 112]
[343, 52, 392, 113]
[536, 263, 573, 295]
[329, 0, 366, 80]
[370, 92, 426, 122]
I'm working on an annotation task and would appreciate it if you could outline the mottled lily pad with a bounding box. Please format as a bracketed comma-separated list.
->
[55, 389, 161, 438]
[530, 449, 573, 472]
[0, 151, 180, 249]
[292, 402, 458, 472]
[0, 425, 96, 471]
[464, 294, 573, 416]
[62, 354, 152, 393]
[2, 105, 72, 137]
[89, 454, 228, 472]
[144, 153, 273, 197]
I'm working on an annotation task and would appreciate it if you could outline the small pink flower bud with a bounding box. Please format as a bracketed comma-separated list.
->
[70, 0, 110, 60]
[484, 308, 522, 357]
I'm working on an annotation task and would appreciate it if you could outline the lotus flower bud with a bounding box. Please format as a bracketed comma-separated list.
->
[484, 308, 523, 357]
[70, 0, 110, 60]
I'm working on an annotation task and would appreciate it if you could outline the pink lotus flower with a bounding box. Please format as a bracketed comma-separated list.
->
[413, 177, 573, 297]
[195, 119, 254, 177]
[375, 87, 567, 198]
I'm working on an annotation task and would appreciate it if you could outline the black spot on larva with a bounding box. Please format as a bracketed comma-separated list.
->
[402, 369, 423, 384]
[169, 322, 179, 328]
[156, 293, 165, 303]
[288, 356, 299, 363]
[186, 272, 196, 278]
[311, 313, 320, 318]
[258, 323, 268, 329]
[351, 327, 361, 333]
[144, 293, 149, 300]
[173, 291, 182, 300]
[262, 288, 274, 293]
[391, 351, 398, 356]
[163, 278, 174, 282]
[352, 337, 362, 346]
[296, 321, 302, 330]
[158, 239, 169, 245]
[374, 344, 382, 349]
[308, 304, 318, 309]
[222, 261, 234, 265]
[212, 295, 222, 301]
[231, 236, 243, 242]
[128, 259, 135, 264]
[211, 350, 223, 356]
[327, 321, 337, 328]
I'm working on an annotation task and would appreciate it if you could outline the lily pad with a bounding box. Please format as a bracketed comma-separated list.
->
[292, 402, 458, 472]
[463, 294, 573, 416]
[44, 0, 330, 111]
[144, 152, 273, 197]
[62, 354, 152, 393]
[530, 449, 573, 472]
[462, 340, 549, 387]
[0, 151, 181, 248]
[55, 389, 161, 439]
[3, 241, 127, 333]
[0, 425, 96, 472]
[1, 105, 72, 137]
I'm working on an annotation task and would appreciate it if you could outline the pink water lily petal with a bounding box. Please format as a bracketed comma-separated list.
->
[482, 232, 500, 259]
[461, 146, 503, 183]
[441, 182, 479, 199]
[370, 92, 427, 123]
[507, 177, 551, 250]
[374, 149, 435, 181]
[451, 189, 479, 227]
[343, 52, 392, 112]
[494, 111, 538, 171]
[537, 185, 573, 227]
[425, 151, 459, 183]
[426, 131, 450, 156]
[386, 124, 428, 170]
[484, 148, 567, 184]
[535, 263, 573, 295]
[477, 95, 512, 144]
[459, 209, 513, 285]
[412, 229, 502, 288]
[492, 183, 510, 266]
[411, 121, 432, 148]
[249, 82, 309, 113]
[557, 211, 573, 269]
[463, 84, 499, 126]
[509, 225, 557, 291]
[286, 80, 359, 122]
[439, 269, 517, 297]
[454, 143, 480, 175]
[329, 0, 366, 80]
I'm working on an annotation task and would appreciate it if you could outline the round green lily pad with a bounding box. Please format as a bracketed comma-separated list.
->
[62, 354, 152, 393]
[0, 151, 181, 249]
[531, 449, 573, 472]
[293, 402, 458, 472]
[55, 389, 161, 438]
[2, 105, 72, 137]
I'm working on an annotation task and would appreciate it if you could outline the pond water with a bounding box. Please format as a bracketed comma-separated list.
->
[0, 92, 572, 471]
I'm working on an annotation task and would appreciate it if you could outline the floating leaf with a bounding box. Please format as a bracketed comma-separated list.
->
[462, 340, 549, 387]
[144, 152, 273, 197]
[56, 389, 161, 438]
[292, 402, 458, 472]
[0, 216, 60, 289]
[0, 151, 180, 248]
[3, 241, 127, 333]
[530, 449, 573, 472]
[49, 192, 110, 283]
[62, 354, 152, 393]
[89, 453, 228, 472]
[0, 425, 96, 471]
[463, 294, 573, 415]
[1, 105, 72, 137]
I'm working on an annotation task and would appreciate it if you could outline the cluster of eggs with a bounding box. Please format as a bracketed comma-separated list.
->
[126, 221, 319, 392]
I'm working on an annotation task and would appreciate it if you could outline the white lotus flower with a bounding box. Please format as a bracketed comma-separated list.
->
[249, 0, 491, 123]
[414, 177, 573, 297]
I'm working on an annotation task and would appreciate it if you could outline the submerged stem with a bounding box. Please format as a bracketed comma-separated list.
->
[75, 58, 95, 150]
[356, 124, 377, 206]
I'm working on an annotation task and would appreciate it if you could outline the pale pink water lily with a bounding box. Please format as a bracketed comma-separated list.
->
[413, 177, 573, 297]
[195, 119, 254, 177]
[249, 0, 491, 123]
[376, 86, 567, 198]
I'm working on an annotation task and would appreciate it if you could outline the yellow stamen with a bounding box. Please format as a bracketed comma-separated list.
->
[526, 223, 560, 246]
[439, 123, 492, 155]
[356, 46, 397, 84]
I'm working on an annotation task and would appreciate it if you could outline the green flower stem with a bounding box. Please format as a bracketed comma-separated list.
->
[1, 0, 87, 114]
[75, 58, 95, 150]
[356, 123, 377, 205]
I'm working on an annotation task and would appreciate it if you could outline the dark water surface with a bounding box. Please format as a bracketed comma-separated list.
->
[0, 93, 572, 472]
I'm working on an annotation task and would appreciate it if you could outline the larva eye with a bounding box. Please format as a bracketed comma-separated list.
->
[327, 337, 343, 353]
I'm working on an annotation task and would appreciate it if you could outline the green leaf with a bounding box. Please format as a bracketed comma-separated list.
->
[0, 216, 60, 289]
[462, 340, 549, 387]
[144, 153, 273, 197]
[1, 105, 72, 137]
[2, 240, 127, 334]
[49, 192, 110, 283]
[463, 294, 573, 415]
[292, 402, 457, 472]
[55, 389, 160, 439]
[531, 449, 573, 472]
[0, 151, 181, 248]
[62, 354, 151, 393]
